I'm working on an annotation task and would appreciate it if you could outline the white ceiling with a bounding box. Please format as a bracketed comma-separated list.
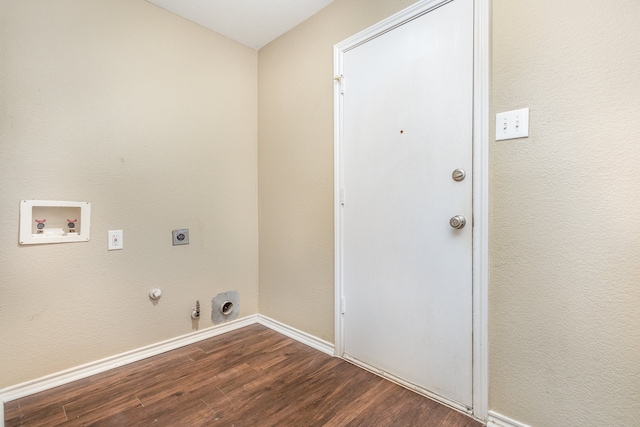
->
[146, 0, 335, 50]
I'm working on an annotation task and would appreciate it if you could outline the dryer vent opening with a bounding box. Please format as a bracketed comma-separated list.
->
[220, 301, 234, 315]
[211, 290, 239, 324]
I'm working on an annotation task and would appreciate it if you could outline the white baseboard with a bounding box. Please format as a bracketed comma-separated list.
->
[0, 314, 335, 427]
[1, 315, 531, 427]
[258, 315, 335, 356]
[488, 411, 531, 427]
[0, 315, 257, 405]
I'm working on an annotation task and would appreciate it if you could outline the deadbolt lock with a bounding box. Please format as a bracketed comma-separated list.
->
[452, 168, 466, 182]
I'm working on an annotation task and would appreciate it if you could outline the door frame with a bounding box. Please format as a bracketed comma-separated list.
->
[333, 0, 490, 421]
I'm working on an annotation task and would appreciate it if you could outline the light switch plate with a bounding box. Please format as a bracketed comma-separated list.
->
[496, 108, 529, 140]
[172, 229, 189, 246]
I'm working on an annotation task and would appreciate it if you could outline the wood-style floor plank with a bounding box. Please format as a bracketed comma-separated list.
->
[5, 324, 482, 426]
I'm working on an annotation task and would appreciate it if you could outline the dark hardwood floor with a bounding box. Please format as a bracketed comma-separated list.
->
[5, 324, 482, 426]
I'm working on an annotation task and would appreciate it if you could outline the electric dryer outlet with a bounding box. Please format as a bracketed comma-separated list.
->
[172, 229, 189, 245]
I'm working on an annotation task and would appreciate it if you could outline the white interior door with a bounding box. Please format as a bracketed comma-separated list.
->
[338, 0, 474, 408]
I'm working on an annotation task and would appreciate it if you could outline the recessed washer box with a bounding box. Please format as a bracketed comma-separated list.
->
[19, 200, 91, 245]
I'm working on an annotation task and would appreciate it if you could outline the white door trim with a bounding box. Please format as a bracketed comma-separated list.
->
[333, 0, 489, 421]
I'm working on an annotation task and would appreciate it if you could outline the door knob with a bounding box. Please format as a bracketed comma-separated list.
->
[449, 215, 466, 229]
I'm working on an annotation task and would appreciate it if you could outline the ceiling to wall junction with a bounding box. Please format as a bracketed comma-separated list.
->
[145, 0, 335, 49]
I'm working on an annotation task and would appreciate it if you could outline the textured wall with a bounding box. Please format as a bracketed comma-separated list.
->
[0, 0, 258, 388]
[4, 0, 639, 424]
[490, 1, 640, 425]
[257, 0, 416, 342]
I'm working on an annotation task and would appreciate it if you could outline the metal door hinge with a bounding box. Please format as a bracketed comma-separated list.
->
[334, 74, 344, 94]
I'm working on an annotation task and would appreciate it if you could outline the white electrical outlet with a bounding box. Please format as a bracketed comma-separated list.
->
[108, 230, 123, 250]
[496, 107, 529, 140]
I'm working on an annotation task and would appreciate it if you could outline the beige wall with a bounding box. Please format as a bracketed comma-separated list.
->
[3, 0, 639, 425]
[258, 0, 416, 343]
[490, 1, 640, 425]
[0, 0, 258, 388]
[259, 0, 640, 425]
